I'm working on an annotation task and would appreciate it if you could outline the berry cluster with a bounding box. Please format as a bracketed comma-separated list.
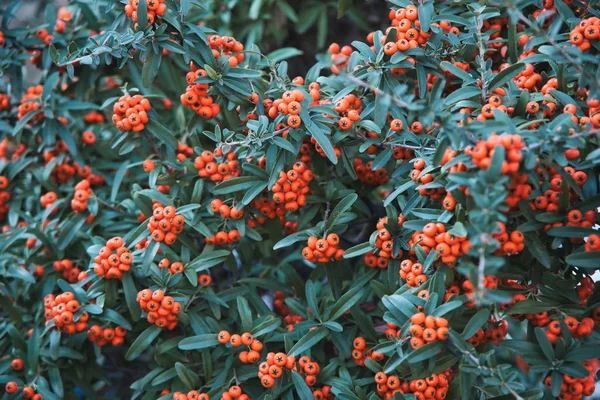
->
[544, 317, 595, 343]
[173, 390, 210, 400]
[87, 325, 127, 346]
[512, 62, 543, 91]
[334, 93, 362, 131]
[492, 223, 524, 256]
[373, 370, 453, 400]
[354, 158, 389, 185]
[312, 386, 333, 400]
[112, 94, 151, 132]
[265, 90, 304, 128]
[466, 318, 508, 347]
[0, 138, 26, 162]
[194, 148, 239, 183]
[18, 85, 43, 122]
[205, 229, 241, 245]
[5, 382, 43, 400]
[0, 31, 4, 47]
[259, 354, 320, 388]
[408, 312, 449, 349]
[273, 291, 304, 331]
[544, 359, 598, 398]
[71, 179, 93, 215]
[181, 68, 220, 119]
[147, 204, 185, 244]
[0, 176, 10, 220]
[462, 275, 500, 307]
[136, 289, 181, 330]
[207, 35, 245, 67]
[35, 28, 53, 45]
[309, 136, 341, 159]
[43, 292, 88, 334]
[125, 0, 166, 26]
[365, 215, 406, 269]
[466, 134, 524, 175]
[532, 166, 588, 214]
[217, 331, 262, 364]
[399, 259, 427, 288]
[271, 161, 313, 213]
[54, 6, 73, 33]
[327, 43, 353, 74]
[472, 93, 513, 122]
[8, 359, 43, 399]
[176, 142, 194, 161]
[92, 236, 133, 280]
[258, 352, 296, 388]
[84, 111, 104, 124]
[158, 258, 184, 274]
[219, 385, 250, 400]
[53, 259, 83, 283]
[569, 17, 600, 52]
[408, 222, 470, 264]
[351, 337, 384, 366]
[302, 234, 344, 263]
[410, 158, 446, 200]
[210, 199, 244, 219]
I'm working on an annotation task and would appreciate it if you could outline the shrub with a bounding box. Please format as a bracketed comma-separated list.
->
[1, 0, 600, 399]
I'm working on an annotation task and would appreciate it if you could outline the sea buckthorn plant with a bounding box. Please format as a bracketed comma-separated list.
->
[2, 0, 600, 399]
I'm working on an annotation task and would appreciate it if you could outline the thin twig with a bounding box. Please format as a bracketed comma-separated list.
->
[474, 11, 489, 103]
[96, 197, 128, 214]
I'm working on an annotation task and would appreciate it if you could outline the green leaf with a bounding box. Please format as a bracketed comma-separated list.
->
[266, 47, 303, 62]
[57, 214, 86, 251]
[27, 328, 39, 372]
[327, 285, 363, 321]
[111, 162, 129, 202]
[125, 325, 161, 360]
[306, 281, 320, 319]
[237, 297, 253, 333]
[444, 87, 480, 107]
[249, 0, 263, 19]
[291, 370, 314, 399]
[251, 317, 281, 337]
[122, 273, 141, 321]
[103, 308, 133, 330]
[337, 0, 352, 18]
[326, 193, 357, 230]
[406, 341, 445, 363]
[137, 0, 147, 28]
[306, 121, 337, 164]
[142, 50, 162, 88]
[145, 120, 178, 149]
[565, 251, 600, 268]
[272, 136, 297, 153]
[343, 242, 372, 258]
[178, 334, 220, 350]
[175, 362, 201, 390]
[440, 61, 474, 82]
[524, 233, 551, 269]
[461, 309, 491, 339]
[546, 227, 597, 238]
[188, 249, 230, 271]
[488, 63, 525, 90]
[288, 326, 328, 356]
[213, 176, 266, 195]
[535, 327, 555, 360]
